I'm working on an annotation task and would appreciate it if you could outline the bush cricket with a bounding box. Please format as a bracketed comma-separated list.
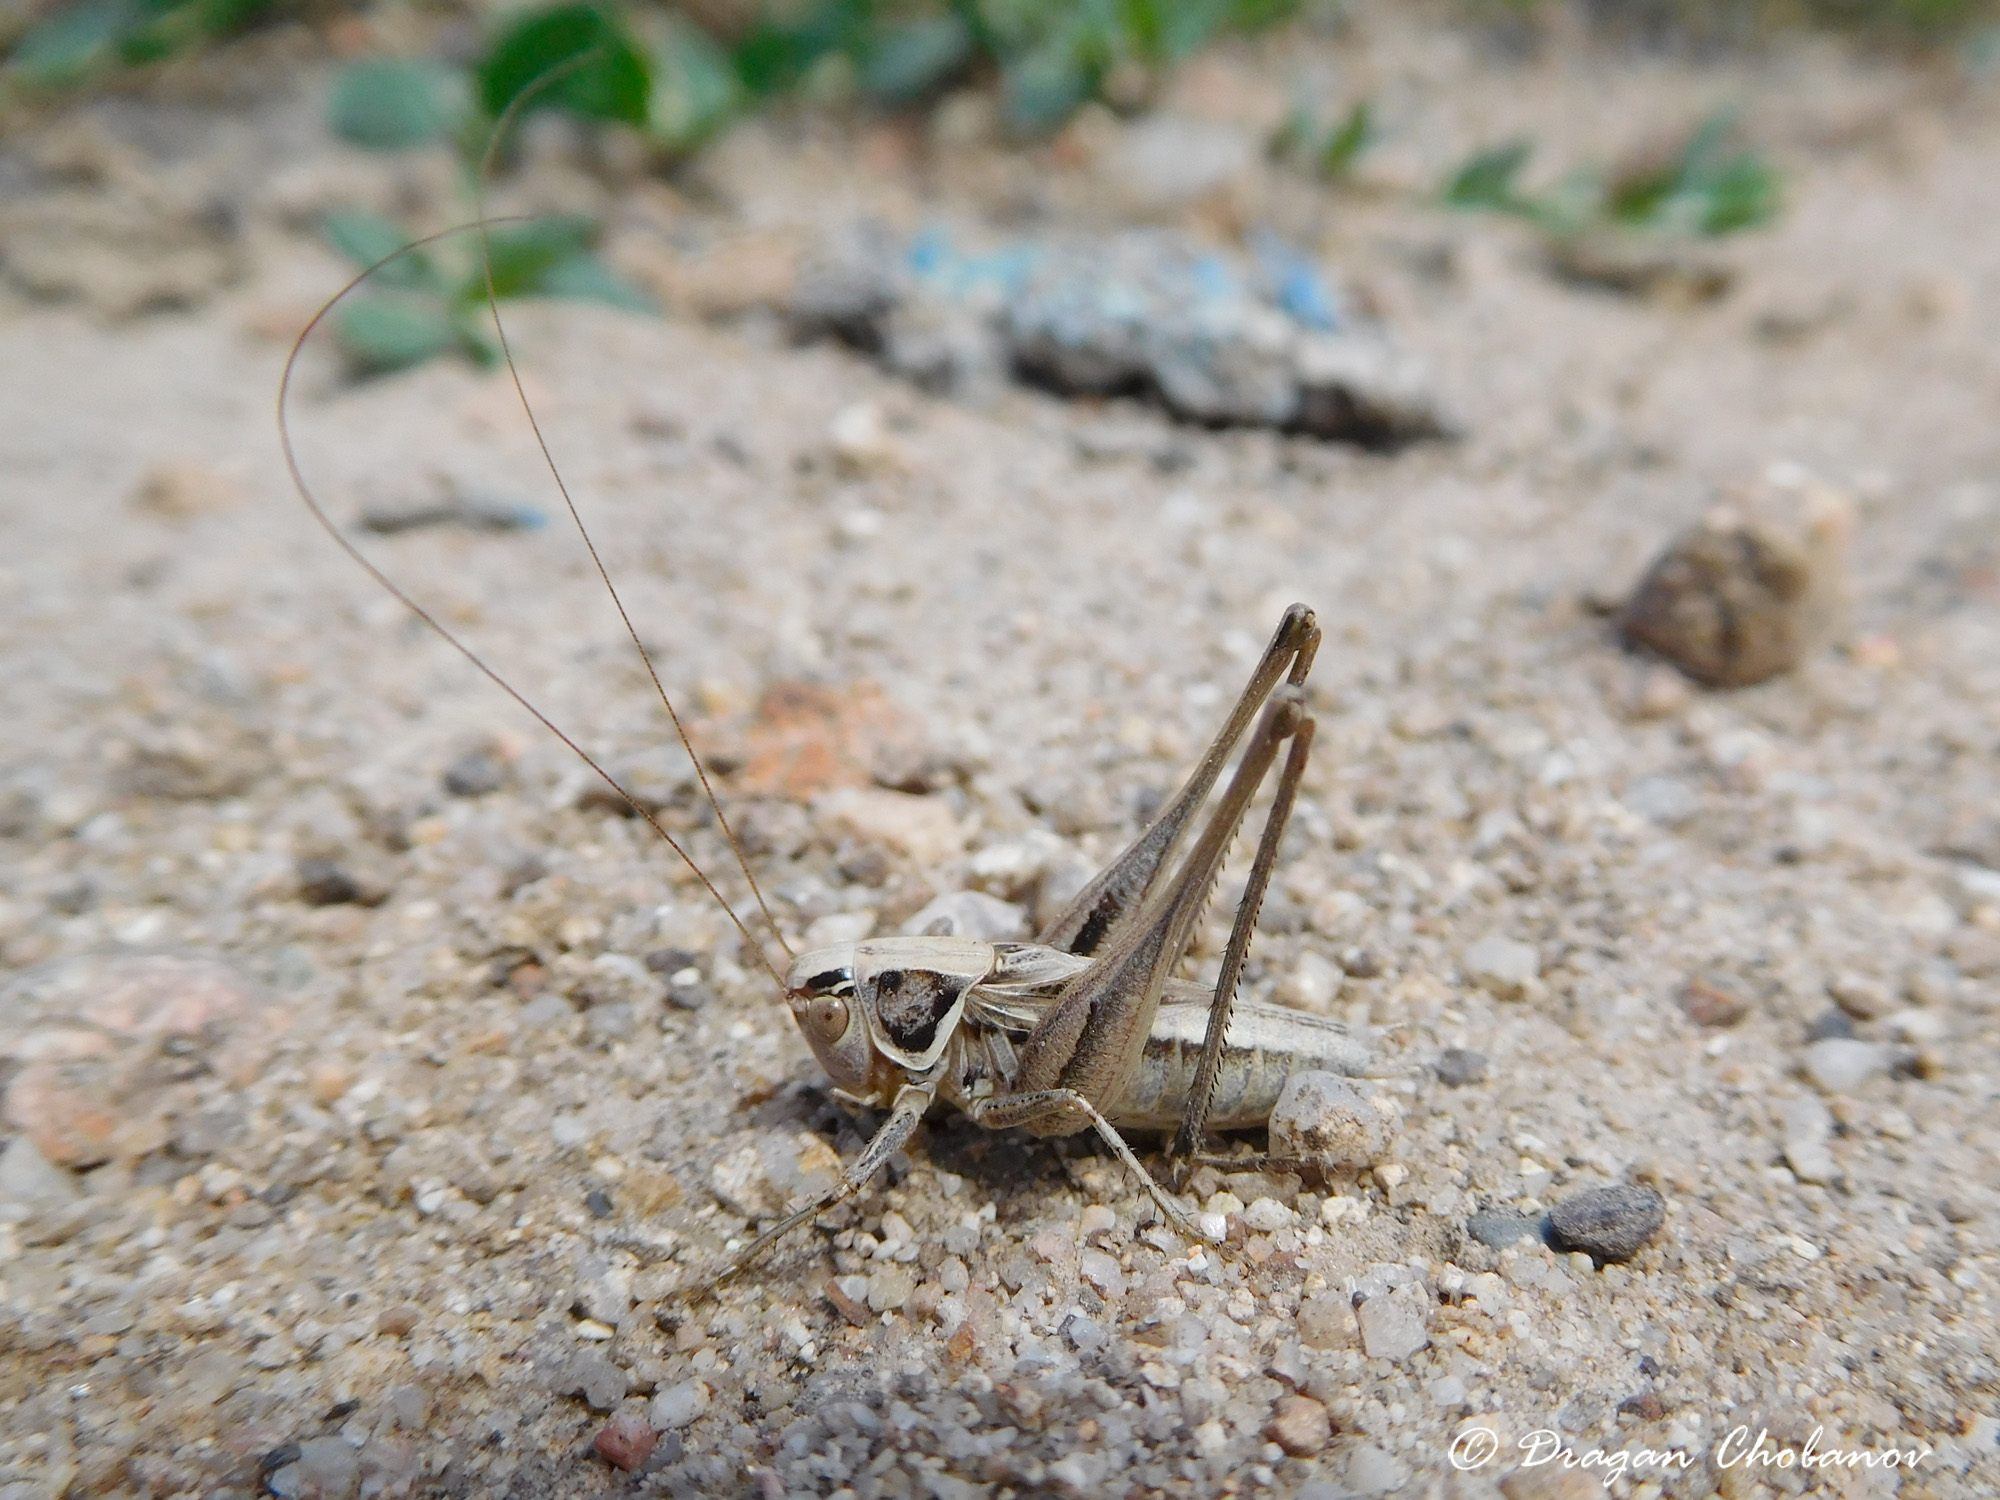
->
[279, 212, 1373, 1295]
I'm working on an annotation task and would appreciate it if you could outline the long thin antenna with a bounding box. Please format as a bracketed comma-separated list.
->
[276, 85, 792, 986]
[469, 82, 792, 967]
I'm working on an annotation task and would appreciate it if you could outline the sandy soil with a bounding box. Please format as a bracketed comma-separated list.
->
[2, 7, 1999, 1498]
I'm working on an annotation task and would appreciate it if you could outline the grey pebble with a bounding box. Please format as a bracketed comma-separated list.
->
[265, 1436, 359, 1500]
[294, 857, 362, 907]
[1353, 1286, 1430, 1362]
[1624, 773, 1701, 826]
[1344, 1443, 1410, 1496]
[385, 1384, 428, 1431]
[0, 1135, 81, 1220]
[1465, 1208, 1548, 1250]
[1434, 1048, 1488, 1086]
[1060, 1312, 1106, 1352]
[442, 750, 506, 798]
[1546, 1184, 1666, 1263]
[1782, 1096, 1837, 1185]
[558, 1352, 630, 1413]
[1805, 1007, 1855, 1042]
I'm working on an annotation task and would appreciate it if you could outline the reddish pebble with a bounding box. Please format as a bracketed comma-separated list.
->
[1679, 976, 1749, 1028]
[375, 1306, 420, 1337]
[593, 1412, 658, 1472]
[1267, 1393, 1333, 1456]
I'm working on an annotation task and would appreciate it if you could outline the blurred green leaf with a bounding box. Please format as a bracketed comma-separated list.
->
[1604, 114, 1778, 237]
[535, 251, 654, 310]
[1443, 138, 1535, 213]
[863, 14, 976, 103]
[1128, 0, 1233, 62]
[323, 208, 440, 291]
[1695, 151, 1779, 234]
[649, 15, 739, 152]
[329, 57, 465, 150]
[729, 1, 858, 98]
[10, 0, 135, 83]
[478, 4, 651, 127]
[8, 0, 274, 84]
[1001, 36, 1097, 133]
[335, 294, 464, 374]
[464, 215, 597, 302]
[1316, 98, 1373, 178]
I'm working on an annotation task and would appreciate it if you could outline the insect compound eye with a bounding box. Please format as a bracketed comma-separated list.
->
[803, 995, 850, 1044]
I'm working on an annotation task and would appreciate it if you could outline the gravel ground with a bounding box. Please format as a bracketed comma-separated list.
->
[2, 8, 1999, 1498]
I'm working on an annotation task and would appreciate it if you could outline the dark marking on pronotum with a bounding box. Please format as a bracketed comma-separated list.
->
[870, 968, 968, 1054]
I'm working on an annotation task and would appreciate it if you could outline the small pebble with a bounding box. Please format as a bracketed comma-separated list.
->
[562, 1352, 629, 1412]
[1829, 972, 1894, 1020]
[1267, 1394, 1333, 1456]
[1545, 1185, 1666, 1263]
[1782, 1095, 1837, 1185]
[1353, 1284, 1430, 1362]
[867, 1265, 915, 1312]
[1282, 951, 1343, 1011]
[294, 857, 363, 907]
[1499, 1466, 1603, 1500]
[593, 1412, 658, 1472]
[1297, 1292, 1350, 1351]
[1079, 1204, 1117, 1239]
[817, 785, 965, 866]
[1679, 976, 1750, 1027]
[1466, 1209, 1547, 1250]
[1345, 1442, 1409, 1495]
[650, 1381, 709, 1430]
[1434, 1048, 1488, 1086]
[442, 749, 507, 797]
[1268, 1072, 1397, 1169]
[1885, 1007, 1950, 1044]
[1463, 933, 1540, 999]
[386, 1384, 428, 1431]
[1619, 464, 1854, 688]
[375, 1307, 420, 1337]
[1805, 1007, 1855, 1042]
[1338, 946, 1383, 979]
[1905, 959, 1960, 1008]
[1243, 1196, 1292, 1234]
[1077, 1248, 1125, 1296]
[1803, 1037, 1893, 1092]
[1061, 1312, 1106, 1352]
[1624, 773, 1701, 826]
[265, 1437, 359, 1500]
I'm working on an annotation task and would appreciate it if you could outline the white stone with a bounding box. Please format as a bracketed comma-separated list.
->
[1353, 1281, 1430, 1362]
[1781, 1095, 1837, 1184]
[1243, 1197, 1292, 1234]
[649, 1381, 710, 1430]
[1269, 1072, 1397, 1169]
[816, 785, 965, 866]
[1282, 951, 1343, 1011]
[801, 910, 876, 948]
[1803, 1038, 1894, 1093]
[1345, 1441, 1410, 1495]
[1464, 933, 1540, 998]
[1078, 1248, 1125, 1296]
[899, 890, 1024, 941]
